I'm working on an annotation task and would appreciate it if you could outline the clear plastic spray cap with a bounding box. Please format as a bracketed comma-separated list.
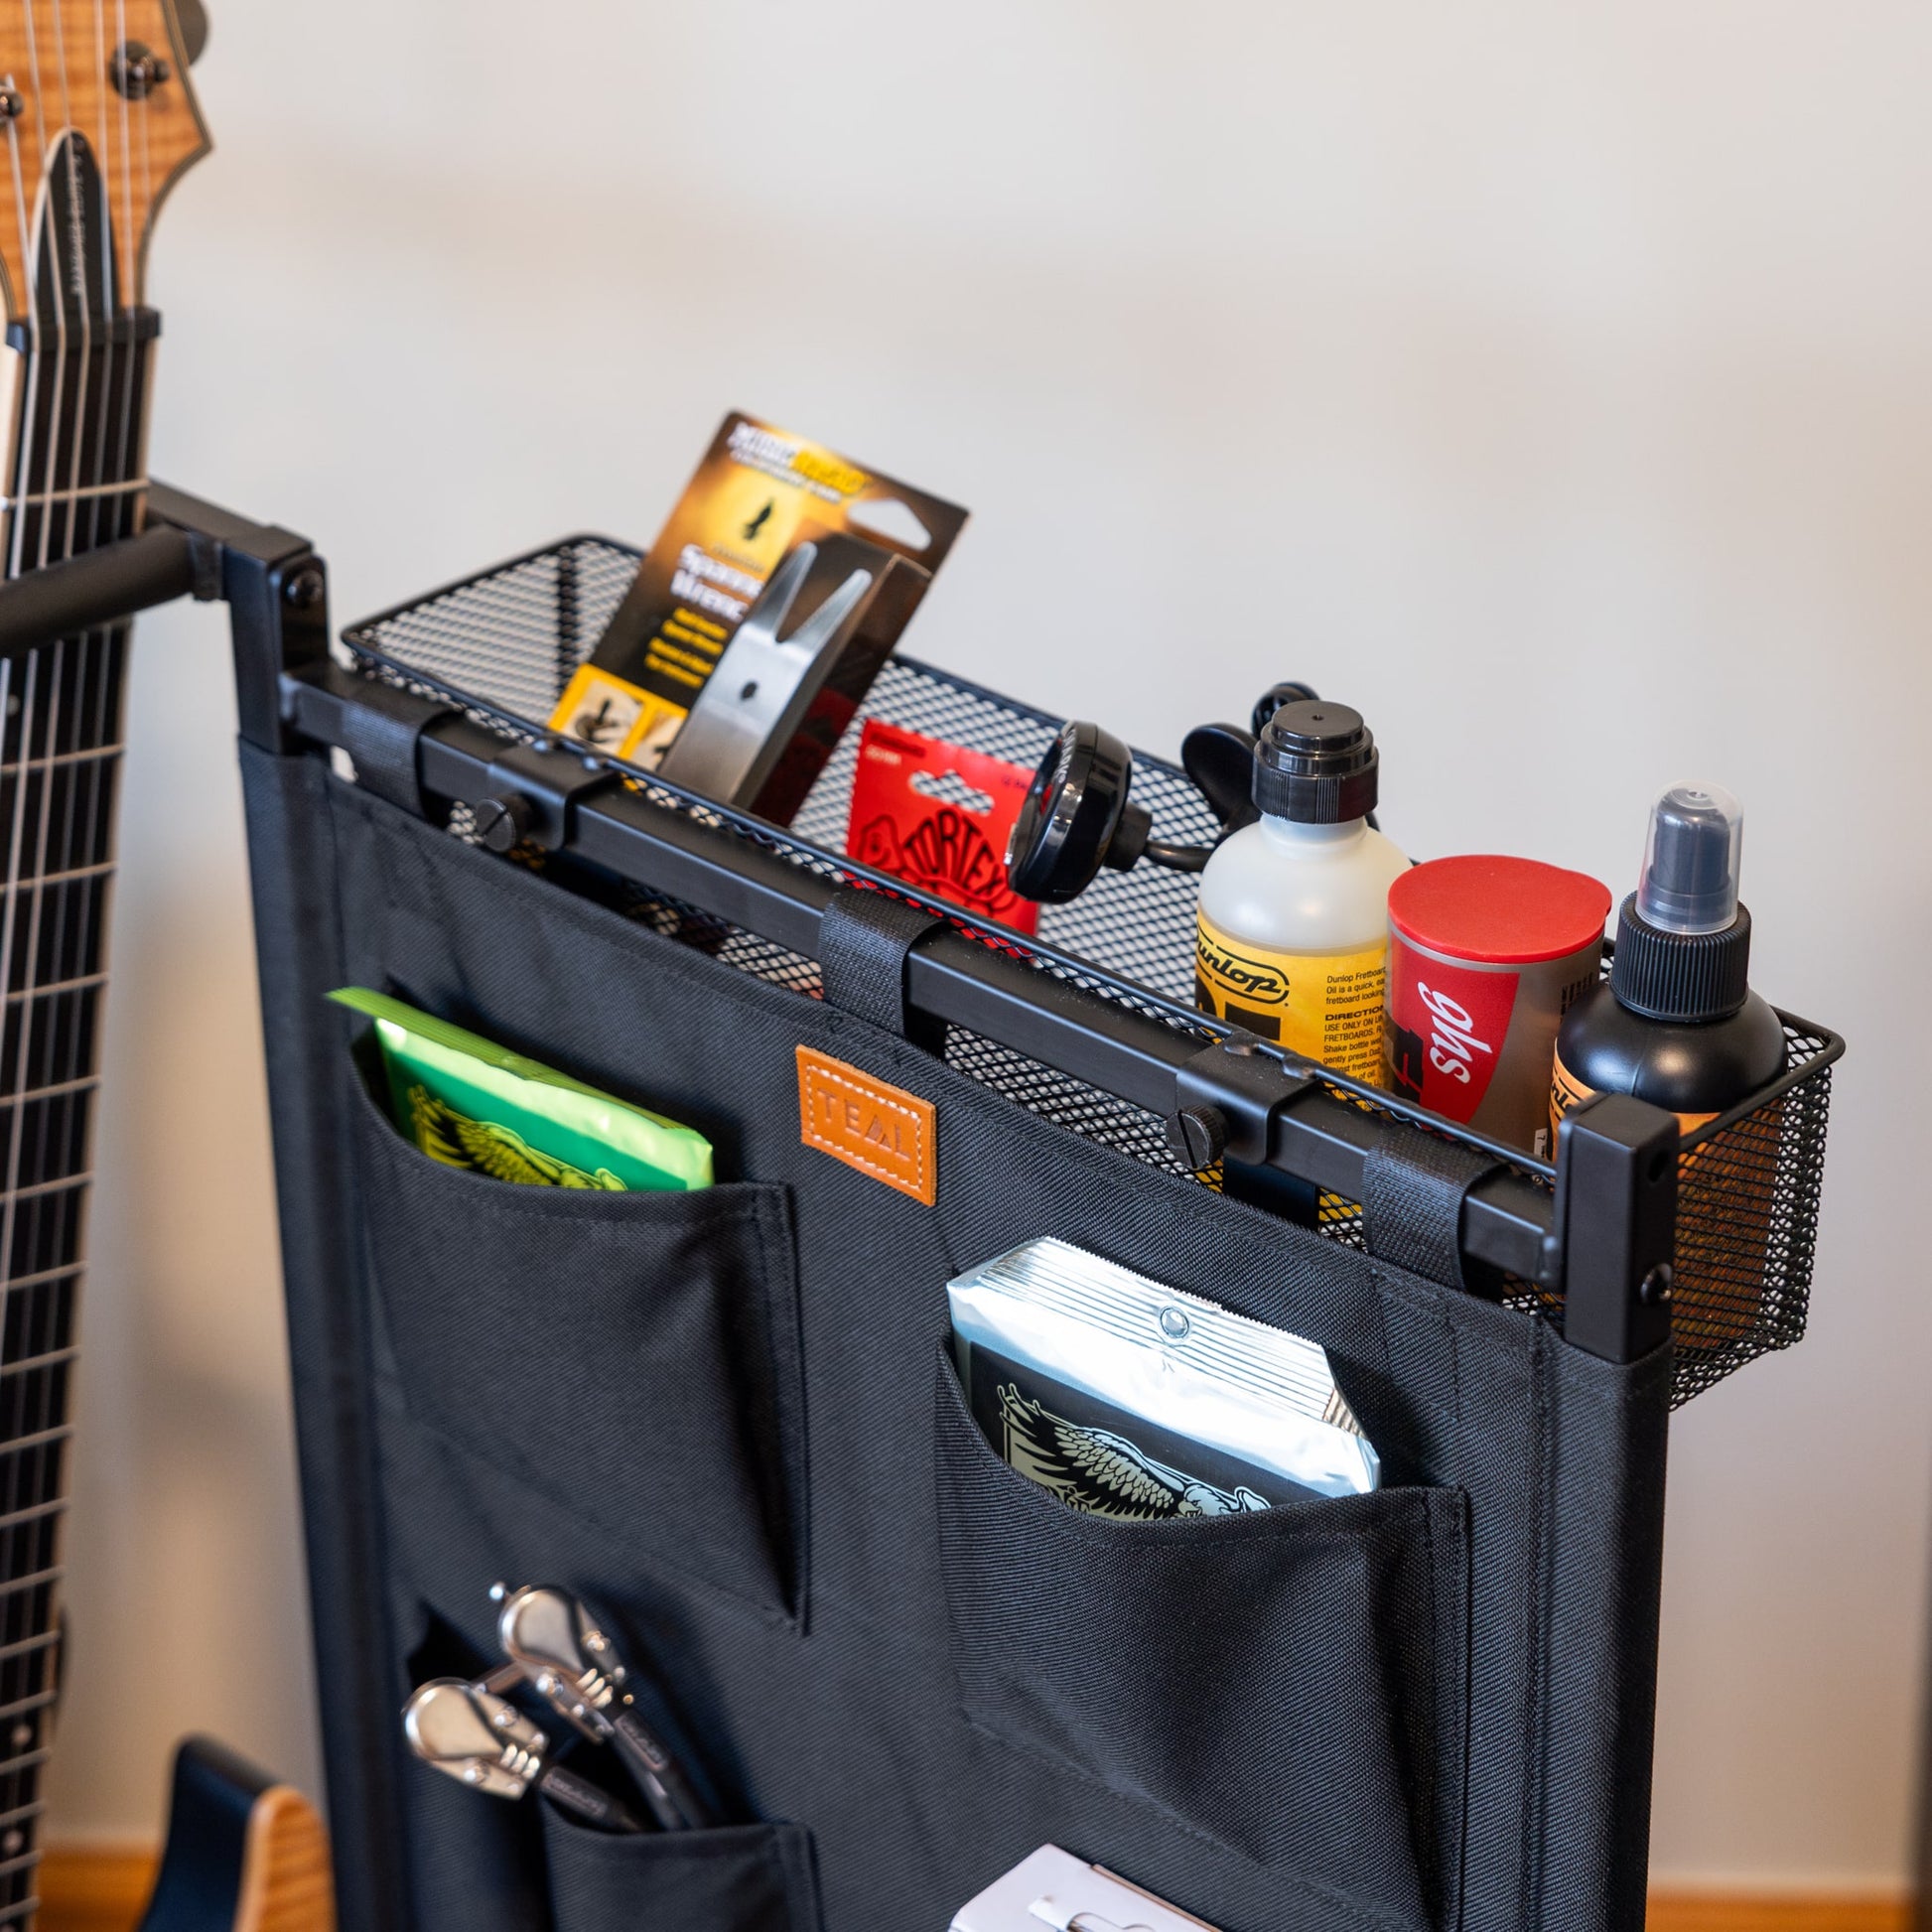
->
[1635, 781, 1742, 936]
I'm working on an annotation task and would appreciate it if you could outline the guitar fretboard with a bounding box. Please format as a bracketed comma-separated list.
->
[0, 284, 149, 1920]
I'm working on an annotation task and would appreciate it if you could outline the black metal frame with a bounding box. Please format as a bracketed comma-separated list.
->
[0, 480, 1853, 1932]
[0, 481, 1765, 1359]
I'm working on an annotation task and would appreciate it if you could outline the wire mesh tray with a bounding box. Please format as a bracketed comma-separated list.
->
[341, 537, 1841, 1406]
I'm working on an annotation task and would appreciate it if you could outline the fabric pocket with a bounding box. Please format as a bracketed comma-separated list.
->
[932, 1347, 1468, 1931]
[543, 1807, 819, 1932]
[350, 1068, 808, 1622]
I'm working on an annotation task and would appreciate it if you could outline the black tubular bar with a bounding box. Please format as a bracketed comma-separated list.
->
[278, 662, 1565, 1287]
[0, 521, 212, 657]
[0, 480, 1730, 1336]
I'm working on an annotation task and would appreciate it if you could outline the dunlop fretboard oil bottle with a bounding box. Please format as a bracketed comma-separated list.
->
[1550, 782, 1785, 1346]
[1194, 700, 1408, 1085]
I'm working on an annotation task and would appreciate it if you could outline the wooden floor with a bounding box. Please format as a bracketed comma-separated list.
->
[34, 1847, 1917, 1932]
[1648, 1900, 1910, 1932]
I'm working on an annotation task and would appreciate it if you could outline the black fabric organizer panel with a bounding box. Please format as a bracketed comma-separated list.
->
[242, 741, 1672, 1932]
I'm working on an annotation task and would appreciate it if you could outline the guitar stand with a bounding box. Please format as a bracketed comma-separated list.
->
[0, 488, 1844, 1932]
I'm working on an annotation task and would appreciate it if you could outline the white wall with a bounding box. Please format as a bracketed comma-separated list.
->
[46, 0, 1932, 1891]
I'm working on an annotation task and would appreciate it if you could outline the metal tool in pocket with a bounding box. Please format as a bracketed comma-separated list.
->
[493, 1583, 715, 1832]
[402, 1678, 645, 1833]
[653, 539, 873, 809]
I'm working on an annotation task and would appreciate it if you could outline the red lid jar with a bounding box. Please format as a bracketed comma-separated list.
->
[1385, 857, 1610, 1156]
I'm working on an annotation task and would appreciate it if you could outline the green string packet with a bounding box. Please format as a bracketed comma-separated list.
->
[331, 989, 713, 1192]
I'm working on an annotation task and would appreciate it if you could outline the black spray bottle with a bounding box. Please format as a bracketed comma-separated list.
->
[1550, 782, 1785, 1142]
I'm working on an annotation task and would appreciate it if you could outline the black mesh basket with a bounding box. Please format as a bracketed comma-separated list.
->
[341, 537, 1841, 1407]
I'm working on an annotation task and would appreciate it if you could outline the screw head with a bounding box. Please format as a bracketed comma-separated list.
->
[1164, 1104, 1228, 1170]
[282, 567, 325, 610]
[472, 794, 530, 854]
[1639, 1263, 1675, 1308]
[1158, 1307, 1192, 1340]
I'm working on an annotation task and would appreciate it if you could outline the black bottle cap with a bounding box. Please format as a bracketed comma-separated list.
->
[1251, 700, 1378, 824]
[1610, 894, 1755, 1022]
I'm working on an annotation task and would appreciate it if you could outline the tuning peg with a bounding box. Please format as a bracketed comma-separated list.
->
[174, 0, 210, 65]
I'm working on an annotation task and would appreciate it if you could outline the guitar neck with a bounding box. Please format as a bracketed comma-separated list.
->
[0, 303, 153, 1924]
[0, 8, 209, 1916]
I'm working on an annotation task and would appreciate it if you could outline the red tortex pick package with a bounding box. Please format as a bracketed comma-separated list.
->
[845, 722, 1040, 936]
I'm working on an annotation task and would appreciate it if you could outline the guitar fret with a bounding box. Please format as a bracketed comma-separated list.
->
[0, 1350, 75, 1380]
[0, 1846, 43, 1880]
[0, 861, 113, 894]
[0, 1635, 57, 1665]
[0, 1894, 36, 1926]
[0, 1568, 62, 1597]
[0, 749, 121, 778]
[0, 1433, 68, 1462]
[0, 1267, 79, 1300]
[0, 480, 147, 512]
[0, 1502, 62, 1537]
[0, 1797, 42, 1829]
[0, 1077, 96, 1106]
[0, 1177, 88, 1207]
[3, 976, 103, 1005]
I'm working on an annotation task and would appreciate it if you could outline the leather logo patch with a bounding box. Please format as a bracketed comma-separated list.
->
[796, 1046, 935, 1204]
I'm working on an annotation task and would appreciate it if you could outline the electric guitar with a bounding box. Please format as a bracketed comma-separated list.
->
[137, 1739, 335, 1932]
[0, 3, 209, 1921]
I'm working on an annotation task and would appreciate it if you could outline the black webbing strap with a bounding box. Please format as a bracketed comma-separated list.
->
[819, 888, 945, 1048]
[1361, 1133, 1503, 1292]
[339, 682, 451, 817]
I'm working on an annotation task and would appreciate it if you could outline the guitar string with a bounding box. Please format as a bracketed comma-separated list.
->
[84, 0, 110, 557]
[33, 0, 75, 574]
[0, 12, 35, 1862]
[0, 647, 40, 1803]
[26, 3, 116, 1810]
[0, 9, 52, 1748]
[29, 0, 101, 1364]
[3, 0, 93, 1844]
[50, 0, 93, 572]
[38, 0, 115, 1372]
[8, 2, 48, 583]
[25, 6, 85, 1654]
[0, 43, 34, 1839]
[37, 0, 127, 1643]
[0, 0, 61, 1819]
[109, 0, 136, 556]
[39, 0, 120, 1354]
[24, 0, 155, 1833]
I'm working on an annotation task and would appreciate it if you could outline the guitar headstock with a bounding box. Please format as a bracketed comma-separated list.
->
[0, 0, 210, 325]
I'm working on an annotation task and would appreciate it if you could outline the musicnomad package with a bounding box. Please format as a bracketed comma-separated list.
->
[550, 412, 967, 822]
